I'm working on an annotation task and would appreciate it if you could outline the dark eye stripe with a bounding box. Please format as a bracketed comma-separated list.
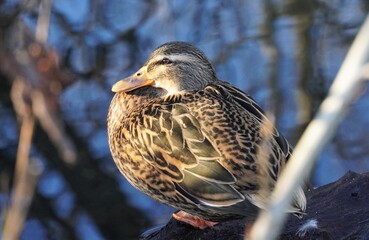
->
[147, 58, 175, 72]
[161, 58, 172, 64]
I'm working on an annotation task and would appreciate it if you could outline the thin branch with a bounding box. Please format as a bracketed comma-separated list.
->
[3, 80, 40, 240]
[249, 14, 369, 240]
[35, 0, 53, 44]
[31, 88, 77, 164]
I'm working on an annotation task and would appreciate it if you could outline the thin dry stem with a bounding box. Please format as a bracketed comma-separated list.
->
[2, 81, 37, 240]
[35, 0, 54, 44]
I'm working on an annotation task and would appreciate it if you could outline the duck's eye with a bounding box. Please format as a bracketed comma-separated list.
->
[161, 58, 172, 64]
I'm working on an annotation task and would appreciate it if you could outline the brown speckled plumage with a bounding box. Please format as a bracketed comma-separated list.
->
[107, 42, 306, 224]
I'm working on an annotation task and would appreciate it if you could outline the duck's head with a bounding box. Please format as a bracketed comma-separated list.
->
[112, 41, 217, 95]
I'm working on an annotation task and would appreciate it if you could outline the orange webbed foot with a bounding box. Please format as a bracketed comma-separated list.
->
[172, 211, 218, 229]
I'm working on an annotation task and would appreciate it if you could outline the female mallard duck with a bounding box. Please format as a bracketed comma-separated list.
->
[107, 41, 306, 229]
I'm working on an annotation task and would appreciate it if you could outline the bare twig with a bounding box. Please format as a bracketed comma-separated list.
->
[254, 114, 277, 207]
[35, 0, 54, 44]
[31, 89, 77, 164]
[2, 118, 36, 240]
[249, 14, 369, 240]
[3, 80, 40, 240]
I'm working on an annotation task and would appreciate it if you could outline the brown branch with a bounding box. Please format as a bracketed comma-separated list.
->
[3, 80, 40, 240]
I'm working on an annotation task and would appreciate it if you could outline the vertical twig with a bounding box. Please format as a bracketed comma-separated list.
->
[249, 15, 369, 240]
[2, 115, 36, 240]
[35, 0, 54, 44]
[3, 79, 38, 240]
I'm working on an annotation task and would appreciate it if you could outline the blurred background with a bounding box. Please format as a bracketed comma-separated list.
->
[0, 0, 368, 239]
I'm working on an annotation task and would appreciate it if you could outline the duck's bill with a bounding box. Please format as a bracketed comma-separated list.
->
[112, 76, 154, 93]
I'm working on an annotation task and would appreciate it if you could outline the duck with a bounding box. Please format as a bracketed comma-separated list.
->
[107, 41, 306, 229]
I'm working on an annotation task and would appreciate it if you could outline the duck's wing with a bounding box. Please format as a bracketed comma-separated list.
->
[214, 81, 293, 159]
[209, 81, 306, 215]
[127, 101, 246, 208]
